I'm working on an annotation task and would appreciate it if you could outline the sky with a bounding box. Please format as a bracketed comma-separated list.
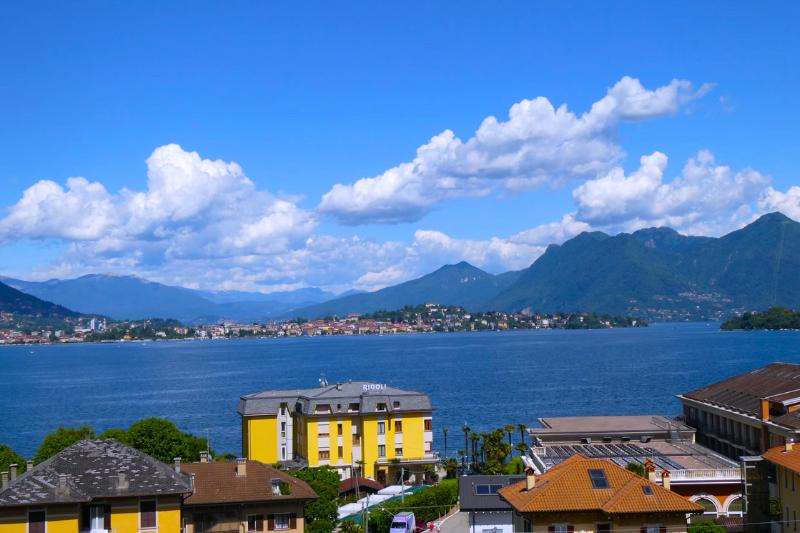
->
[0, 1, 799, 293]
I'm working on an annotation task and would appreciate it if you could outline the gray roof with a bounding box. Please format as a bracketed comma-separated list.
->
[0, 440, 193, 508]
[459, 475, 523, 511]
[238, 380, 433, 417]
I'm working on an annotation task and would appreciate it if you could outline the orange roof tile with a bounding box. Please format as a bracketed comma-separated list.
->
[763, 445, 800, 473]
[497, 454, 704, 515]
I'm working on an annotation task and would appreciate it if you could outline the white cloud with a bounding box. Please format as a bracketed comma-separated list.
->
[319, 76, 712, 225]
[760, 187, 800, 221]
[572, 150, 771, 235]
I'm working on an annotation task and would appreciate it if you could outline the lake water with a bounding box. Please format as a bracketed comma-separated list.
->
[2, 322, 800, 459]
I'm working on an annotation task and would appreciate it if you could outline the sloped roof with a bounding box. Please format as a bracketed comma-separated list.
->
[238, 381, 432, 416]
[181, 461, 317, 505]
[498, 454, 703, 515]
[682, 363, 800, 417]
[0, 440, 192, 508]
[763, 445, 800, 474]
[338, 476, 384, 495]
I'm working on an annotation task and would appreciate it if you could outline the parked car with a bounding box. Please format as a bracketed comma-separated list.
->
[390, 511, 416, 533]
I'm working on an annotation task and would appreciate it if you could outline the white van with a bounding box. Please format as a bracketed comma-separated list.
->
[389, 511, 416, 533]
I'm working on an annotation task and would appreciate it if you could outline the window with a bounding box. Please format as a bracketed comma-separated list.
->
[695, 498, 717, 514]
[352, 434, 360, 445]
[139, 500, 157, 530]
[280, 405, 287, 416]
[642, 526, 666, 533]
[378, 445, 386, 457]
[378, 422, 386, 435]
[377, 403, 387, 411]
[728, 498, 744, 514]
[393, 401, 400, 408]
[642, 486, 653, 495]
[394, 420, 403, 433]
[271, 479, 282, 496]
[281, 446, 286, 460]
[588, 469, 609, 489]
[28, 511, 45, 533]
[274, 514, 290, 530]
[348, 403, 359, 412]
[318, 450, 330, 460]
[475, 484, 504, 495]
[597, 524, 611, 533]
[247, 515, 264, 532]
[424, 419, 432, 431]
[395, 447, 403, 457]
[281, 421, 286, 438]
[337, 423, 343, 435]
[548, 525, 573, 533]
[338, 446, 343, 458]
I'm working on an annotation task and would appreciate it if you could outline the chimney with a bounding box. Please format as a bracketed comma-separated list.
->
[762, 399, 771, 421]
[26, 460, 33, 471]
[173, 457, 181, 473]
[525, 467, 536, 491]
[9, 464, 17, 481]
[56, 474, 69, 497]
[200, 451, 209, 463]
[117, 470, 129, 490]
[787, 439, 795, 452]
[661, 469, 671, 491]
[645, 459, 657, 483]
[1, 472, 8, 490]
[236, 458, 247, 477]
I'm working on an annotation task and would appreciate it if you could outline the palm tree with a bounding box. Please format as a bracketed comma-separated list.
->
[515, 442, 528, 458]
[443, 427, 449, 460]
[517, 424, 527, 445]
[462, 424, 470, 466]
[470, 432, 480, 469]
[504, 424, 515, 454]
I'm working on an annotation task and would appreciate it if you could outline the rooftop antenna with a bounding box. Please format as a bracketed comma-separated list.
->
[319, 373, 328, 387]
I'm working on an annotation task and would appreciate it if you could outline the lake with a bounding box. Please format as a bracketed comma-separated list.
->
[2, 322, 799, 459]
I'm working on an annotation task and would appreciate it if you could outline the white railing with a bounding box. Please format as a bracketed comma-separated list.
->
[656, 468, 741, 481]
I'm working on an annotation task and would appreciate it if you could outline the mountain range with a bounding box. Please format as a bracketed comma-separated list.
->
[0, 280, 80, 320]
[2, 212, 798, 323]
[0, 275, 340, 324]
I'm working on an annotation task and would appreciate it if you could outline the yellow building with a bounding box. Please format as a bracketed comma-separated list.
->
[0, 440, 191, 533]
[763, 441, 800, 533]
[239, 380, 435, 484]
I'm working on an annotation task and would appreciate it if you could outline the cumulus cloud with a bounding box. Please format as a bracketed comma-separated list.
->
[760, 187, 800, 221]
[573, 150, 771, 235]
[319, 77, 712, 225]
[0, 144, 317, 268]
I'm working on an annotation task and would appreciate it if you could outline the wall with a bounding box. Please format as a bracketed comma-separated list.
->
[777, 465, 800, 533]
[244, 416, 278, 465]
[468, 510, 513, 533]
[517, 511, 691, 533]
[183, 502, 305, 533]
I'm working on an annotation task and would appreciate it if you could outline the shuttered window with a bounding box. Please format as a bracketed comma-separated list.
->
[139, 500, 157, 529]
[28, 511, 45, 533]
[247, 515, 264, 532]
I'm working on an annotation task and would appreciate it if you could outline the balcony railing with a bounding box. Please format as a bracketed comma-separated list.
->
[655, 468, 741, 482]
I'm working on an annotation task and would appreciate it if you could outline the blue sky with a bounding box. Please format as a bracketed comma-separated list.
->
[0, 2, 798, 292]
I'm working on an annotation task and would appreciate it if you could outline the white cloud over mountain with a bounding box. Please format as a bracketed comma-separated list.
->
[318, 77, 713, 225]
[1, 78, 798, 294]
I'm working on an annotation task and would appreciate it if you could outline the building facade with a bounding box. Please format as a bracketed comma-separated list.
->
[0, 440, 191, 533]
[762, 442, 800, 533]
[239, 380, 435, 482]
[498, 454, 704, 533]
[679, 363, 800, 460]
[459, 475, 523, 533]
[180, 458, 316, 533]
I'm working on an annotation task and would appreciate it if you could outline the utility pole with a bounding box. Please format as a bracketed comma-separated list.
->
[364, 494, 369, 533]
[401, 467, 405, 503]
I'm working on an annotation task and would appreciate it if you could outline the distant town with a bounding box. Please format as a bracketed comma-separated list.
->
[0, 304, 645, 345]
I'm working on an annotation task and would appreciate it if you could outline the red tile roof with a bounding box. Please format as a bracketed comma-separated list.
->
[338, 476, 384, 494]
[498, 454, 704, 515]
[181, 461, 317, 505]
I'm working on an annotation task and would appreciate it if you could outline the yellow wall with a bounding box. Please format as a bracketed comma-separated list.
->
[362, 416, 378, 478]
[402, 414, 425, 459]
[0, 497, 180, 533]
[305, 418, 318, 467]
[777, 465, 800, 531]
[244, 416, 278, 465]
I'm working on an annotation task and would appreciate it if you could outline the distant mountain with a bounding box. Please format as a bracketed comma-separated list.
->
[0, 280, 80, 319]
[489, 212, 800, 320]
[0, 275, 338, 324]
[290, 262, 523, 318]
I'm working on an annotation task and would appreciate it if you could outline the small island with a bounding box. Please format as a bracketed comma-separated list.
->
[721, 307, 800, 331]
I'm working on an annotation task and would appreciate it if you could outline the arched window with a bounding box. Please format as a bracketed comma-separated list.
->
[727, 497, 744, 515]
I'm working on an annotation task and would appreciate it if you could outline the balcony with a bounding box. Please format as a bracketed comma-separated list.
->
[655, 468, 742, 483]
[375, 452, 439, 466]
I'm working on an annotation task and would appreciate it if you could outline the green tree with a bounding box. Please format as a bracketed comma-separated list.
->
[34, 426, 95, 464]
[517, 424, 527, 445]
[515, 442, 528, 457]
[442, 427, 448, 460]
[0, 444, 27, 474]
[125, 418, 209, 463]
[625, 462, 645, 477]
[688, 520, 725, 533]
[442, 458, 459, 478]
[504, 425, 515, 455]
[291, 466, 339, 533]
[99, 428, 130, 443]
